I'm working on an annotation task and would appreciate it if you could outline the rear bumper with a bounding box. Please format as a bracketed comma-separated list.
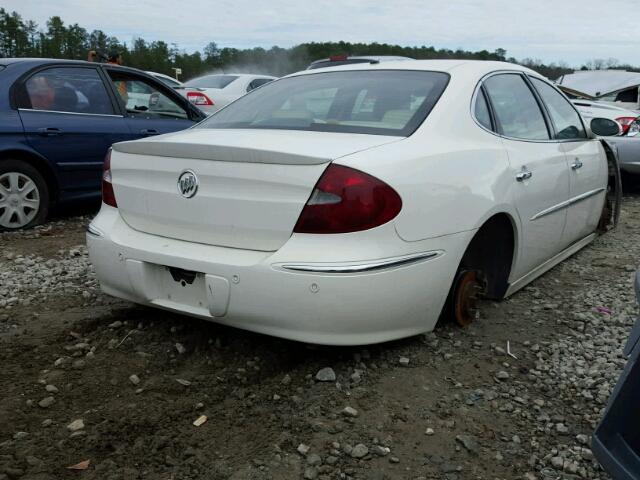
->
[87, 206, 473, 345]
[592, 272, 640, 479]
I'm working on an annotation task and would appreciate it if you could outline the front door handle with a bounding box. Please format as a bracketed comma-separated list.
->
[37, 127, 63, 136]
[139, 129, 160, 136]
[516, 169, 533, 182]
[571, 158, 583, 170]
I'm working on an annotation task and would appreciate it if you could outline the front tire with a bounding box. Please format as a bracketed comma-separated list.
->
[0, 160, 50, 231]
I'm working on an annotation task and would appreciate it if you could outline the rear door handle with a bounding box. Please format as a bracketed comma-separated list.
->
[516, 169, 533, 182]
[37, 127, 63, 136]
[139, 129, 160, 136]
[571, 158, 583, 170]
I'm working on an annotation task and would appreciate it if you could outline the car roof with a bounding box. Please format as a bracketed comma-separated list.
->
[191, 73, 276, 79]
[558, 70, 640, 97]
[291, 59, 538, 78]
[0, 58, 163, 77]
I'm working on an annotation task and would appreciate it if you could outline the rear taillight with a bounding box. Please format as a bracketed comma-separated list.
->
[616, 116, 636, 134]
[187, 91, 214, 106]
[102, 149, 117, 208]
[294, 164, 402, 234]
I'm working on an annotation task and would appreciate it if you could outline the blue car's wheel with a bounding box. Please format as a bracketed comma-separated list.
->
[0, 160, 49, 230]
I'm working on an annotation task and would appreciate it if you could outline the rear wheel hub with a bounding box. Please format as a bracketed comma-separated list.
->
[453, 270, 485, 327]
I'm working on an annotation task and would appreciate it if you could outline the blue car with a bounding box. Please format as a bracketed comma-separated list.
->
[0, 58, 205, 230]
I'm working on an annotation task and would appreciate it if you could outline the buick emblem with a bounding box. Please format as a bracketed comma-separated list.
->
[177, 170, 198, 198]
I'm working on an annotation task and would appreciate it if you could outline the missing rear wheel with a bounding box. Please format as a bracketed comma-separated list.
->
[452, 270, 486, 327]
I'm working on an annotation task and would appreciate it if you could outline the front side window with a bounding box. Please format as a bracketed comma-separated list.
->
[22, 67, 114, 115]
[483, 74, 549, 140]
[530, 77, 587, 140]
[106, 71, 188, 120]
[197, 70, 450, 137]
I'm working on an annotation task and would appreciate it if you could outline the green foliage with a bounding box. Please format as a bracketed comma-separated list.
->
[1, 8, 616, 81]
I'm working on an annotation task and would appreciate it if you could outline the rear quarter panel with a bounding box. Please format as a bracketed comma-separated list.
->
[335, 69, 519, 243]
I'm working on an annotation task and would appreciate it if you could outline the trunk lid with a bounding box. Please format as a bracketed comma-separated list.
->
[110, 128, 401, 251]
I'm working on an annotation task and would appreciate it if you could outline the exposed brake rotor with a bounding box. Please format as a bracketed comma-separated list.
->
[453, 270, 485, 327]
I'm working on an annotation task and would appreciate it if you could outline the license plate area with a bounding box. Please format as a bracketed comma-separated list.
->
[161, 266, 205, 307]
[169, 267, 198, 286]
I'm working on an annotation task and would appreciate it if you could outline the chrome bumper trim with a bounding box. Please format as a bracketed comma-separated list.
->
[279, 251, 441, 274]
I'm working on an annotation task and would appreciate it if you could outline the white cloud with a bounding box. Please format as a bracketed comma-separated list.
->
[4, 0, 636, 66]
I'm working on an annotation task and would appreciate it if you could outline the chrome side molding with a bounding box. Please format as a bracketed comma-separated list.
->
[279, 251, 442, 274]
[531, 187, 606, 221]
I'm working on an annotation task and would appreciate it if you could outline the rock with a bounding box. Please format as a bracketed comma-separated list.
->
[108, 320, 123, 328]
[389, 456, 400, 463]
[456, 435, 480, 454]
[556, 423, 569, 434]
[495, 371, 510, 380]
[297, 443, 310, 455]
[13, 431, 28, 440]
[67, 419, 85, 432]
[550, 456, 564, 470]
[325, 455, 338, 465]
[176, 378, 191, 386]
[342, 406, 358, 417]
[576, 433, 589, 445]
[315, 367, 336, 382]
[38, 396, 55, 408]
[307, 453, 322, 466]
[72, 359, 86, 369]
[425, 428, 435, 436]
[303, 467, 318, 479]
[399, 356, 410, 366]
[371, 445, 390, 456]
[129, 374, 140, 385]
[281, 374, 291, 385]
[351, 444, 369, 458]
[175, 343, 186, 355]
[45, 384, 58, 393]
[41, 419, 53, 427]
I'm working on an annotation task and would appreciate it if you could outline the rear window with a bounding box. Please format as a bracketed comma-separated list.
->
[197, 70, 449, 137]
[308, 59, 374, 70]
[184, 75, 238, 89]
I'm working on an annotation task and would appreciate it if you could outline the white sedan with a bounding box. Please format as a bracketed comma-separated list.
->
[177, 73, 275, 114]
[87, 60, 618, 346]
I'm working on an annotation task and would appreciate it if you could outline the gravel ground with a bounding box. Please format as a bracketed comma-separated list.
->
[0, 195, 638, 480]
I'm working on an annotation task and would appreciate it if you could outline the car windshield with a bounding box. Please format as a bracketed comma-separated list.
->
[196, 70, 449, 136]
[184, 75, 239, 89]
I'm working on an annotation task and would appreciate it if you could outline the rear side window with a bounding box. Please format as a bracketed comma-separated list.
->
[474, 90, 493, 131]
[529, 77, 587, 140]
[247, 78, 273, 92]
[21, 67, 114, 115]
[184, 75, 238, 89]
[197, 70, 450, 137]
[483, 74, 549, 140]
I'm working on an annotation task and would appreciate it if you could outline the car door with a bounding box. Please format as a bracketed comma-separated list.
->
[482, 73, 570, 280]
[103, 68, 201, 140]
[528, 76, 607, 244]
[16, 65, 130, 197]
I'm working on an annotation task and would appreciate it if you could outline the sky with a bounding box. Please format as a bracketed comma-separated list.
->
[5, 0, 640, 67]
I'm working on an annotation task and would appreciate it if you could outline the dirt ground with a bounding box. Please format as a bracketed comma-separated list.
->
[1, 192, 639, 480]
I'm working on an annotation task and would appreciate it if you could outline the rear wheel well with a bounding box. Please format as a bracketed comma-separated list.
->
[0, 150, 58, 203]
[459, 214, 515, 300]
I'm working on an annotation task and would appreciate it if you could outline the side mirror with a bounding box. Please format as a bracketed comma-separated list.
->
[590, 117, 622, 137]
